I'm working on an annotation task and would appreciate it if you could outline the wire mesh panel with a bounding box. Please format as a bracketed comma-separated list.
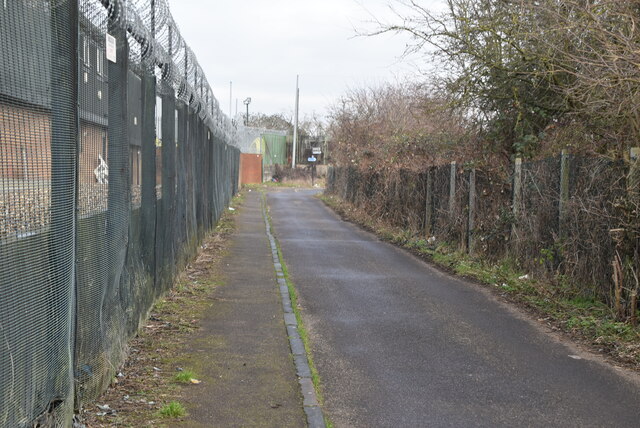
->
[397, 169, 426, 232]
[1, 0, 240, 425]
[562, 156, 628, 300]
[431, 164, 453, 241]
[513, 156, 561, 276]
[473, 168, 512, 261]
[236, 126, 287, 155]
[263, 133, 287, 166]
[75, 1, 133, 406]
[0, 0, 77, 425]
[74, 0, 241, 411]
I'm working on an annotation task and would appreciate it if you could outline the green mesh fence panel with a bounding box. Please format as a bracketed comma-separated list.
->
[0, 0, 240, 425]
[0, 1, 77, 425]
[262, 133, 287, 166]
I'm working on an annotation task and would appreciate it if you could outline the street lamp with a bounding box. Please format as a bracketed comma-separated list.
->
[243, 97, 251, 126]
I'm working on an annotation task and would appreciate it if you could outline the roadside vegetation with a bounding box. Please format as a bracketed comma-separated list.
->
[324, 0, 639, 361]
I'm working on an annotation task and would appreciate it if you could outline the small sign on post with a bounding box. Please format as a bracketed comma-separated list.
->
[312, 147, 322, 155]
[307, 156, 317, 186]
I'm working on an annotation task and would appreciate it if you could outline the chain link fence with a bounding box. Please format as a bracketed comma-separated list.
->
[0, 1, 239, 426]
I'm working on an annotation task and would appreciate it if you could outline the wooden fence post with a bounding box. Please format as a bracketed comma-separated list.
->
[467, 168, 476, 253]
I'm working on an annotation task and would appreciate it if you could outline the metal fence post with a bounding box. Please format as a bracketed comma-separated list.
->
[106, 22, 130, 286]
[141, 2, 157, 275]
[49, 0, 78, 423]
[467, 168, 476, 253]
[140, 71, 156, 275]
[175, 103, 188, 247]
[160, 85, 176, 285]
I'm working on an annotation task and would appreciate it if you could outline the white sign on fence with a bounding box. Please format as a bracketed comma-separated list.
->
[106, 33, 116, 63]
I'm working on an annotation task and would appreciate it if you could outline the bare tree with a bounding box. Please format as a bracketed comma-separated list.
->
[366, 0, 640, 159]
[327, 81, 469, 169]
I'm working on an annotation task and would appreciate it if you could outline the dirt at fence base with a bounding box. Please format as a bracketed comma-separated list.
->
[77, 201, 239, 427]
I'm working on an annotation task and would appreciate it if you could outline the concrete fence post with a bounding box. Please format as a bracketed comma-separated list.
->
[424, 168, 433, 237]
[467, 168, 476, 253]
[511, 157, 522, 241]
[628, 147, 639, 199]
[449, 161, 456, 215]
[559, 150, 570, 235]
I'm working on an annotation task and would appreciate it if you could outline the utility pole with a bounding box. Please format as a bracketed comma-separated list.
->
[229, 81, 232, 118]
[292, 75, 299, 168]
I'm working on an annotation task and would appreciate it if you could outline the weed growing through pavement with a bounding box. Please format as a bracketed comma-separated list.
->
[158, 401, 186, 418]
[174, 369, 197, 384]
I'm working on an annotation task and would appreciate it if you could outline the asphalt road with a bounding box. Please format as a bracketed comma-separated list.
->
[268, 188, 640, 428]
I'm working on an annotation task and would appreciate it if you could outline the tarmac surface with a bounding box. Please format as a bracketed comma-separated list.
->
[268, 188, 640, 428]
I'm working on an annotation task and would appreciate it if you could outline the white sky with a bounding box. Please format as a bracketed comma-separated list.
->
[167, 0, 445, 121]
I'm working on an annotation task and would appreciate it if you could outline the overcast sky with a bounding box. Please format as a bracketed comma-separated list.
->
[167, 0, 445, 122]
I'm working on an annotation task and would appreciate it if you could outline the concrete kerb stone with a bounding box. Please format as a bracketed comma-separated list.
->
[299, 378, 319, 406]
[305, 406, 326, 428]
[289, 335, 305, 356]
[261, 194, 326, 428]
[284, 312, 297, 326]
[282, 299, 293, 314]
[294, 354, 312, 377]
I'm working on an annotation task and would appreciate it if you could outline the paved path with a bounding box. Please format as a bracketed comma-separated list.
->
[268, 188, 640, 428]
[176, 190, 305, 427]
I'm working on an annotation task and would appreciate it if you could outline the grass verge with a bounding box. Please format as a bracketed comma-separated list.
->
[78, 191, 245, 427]
[319, 192, 640, 369]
